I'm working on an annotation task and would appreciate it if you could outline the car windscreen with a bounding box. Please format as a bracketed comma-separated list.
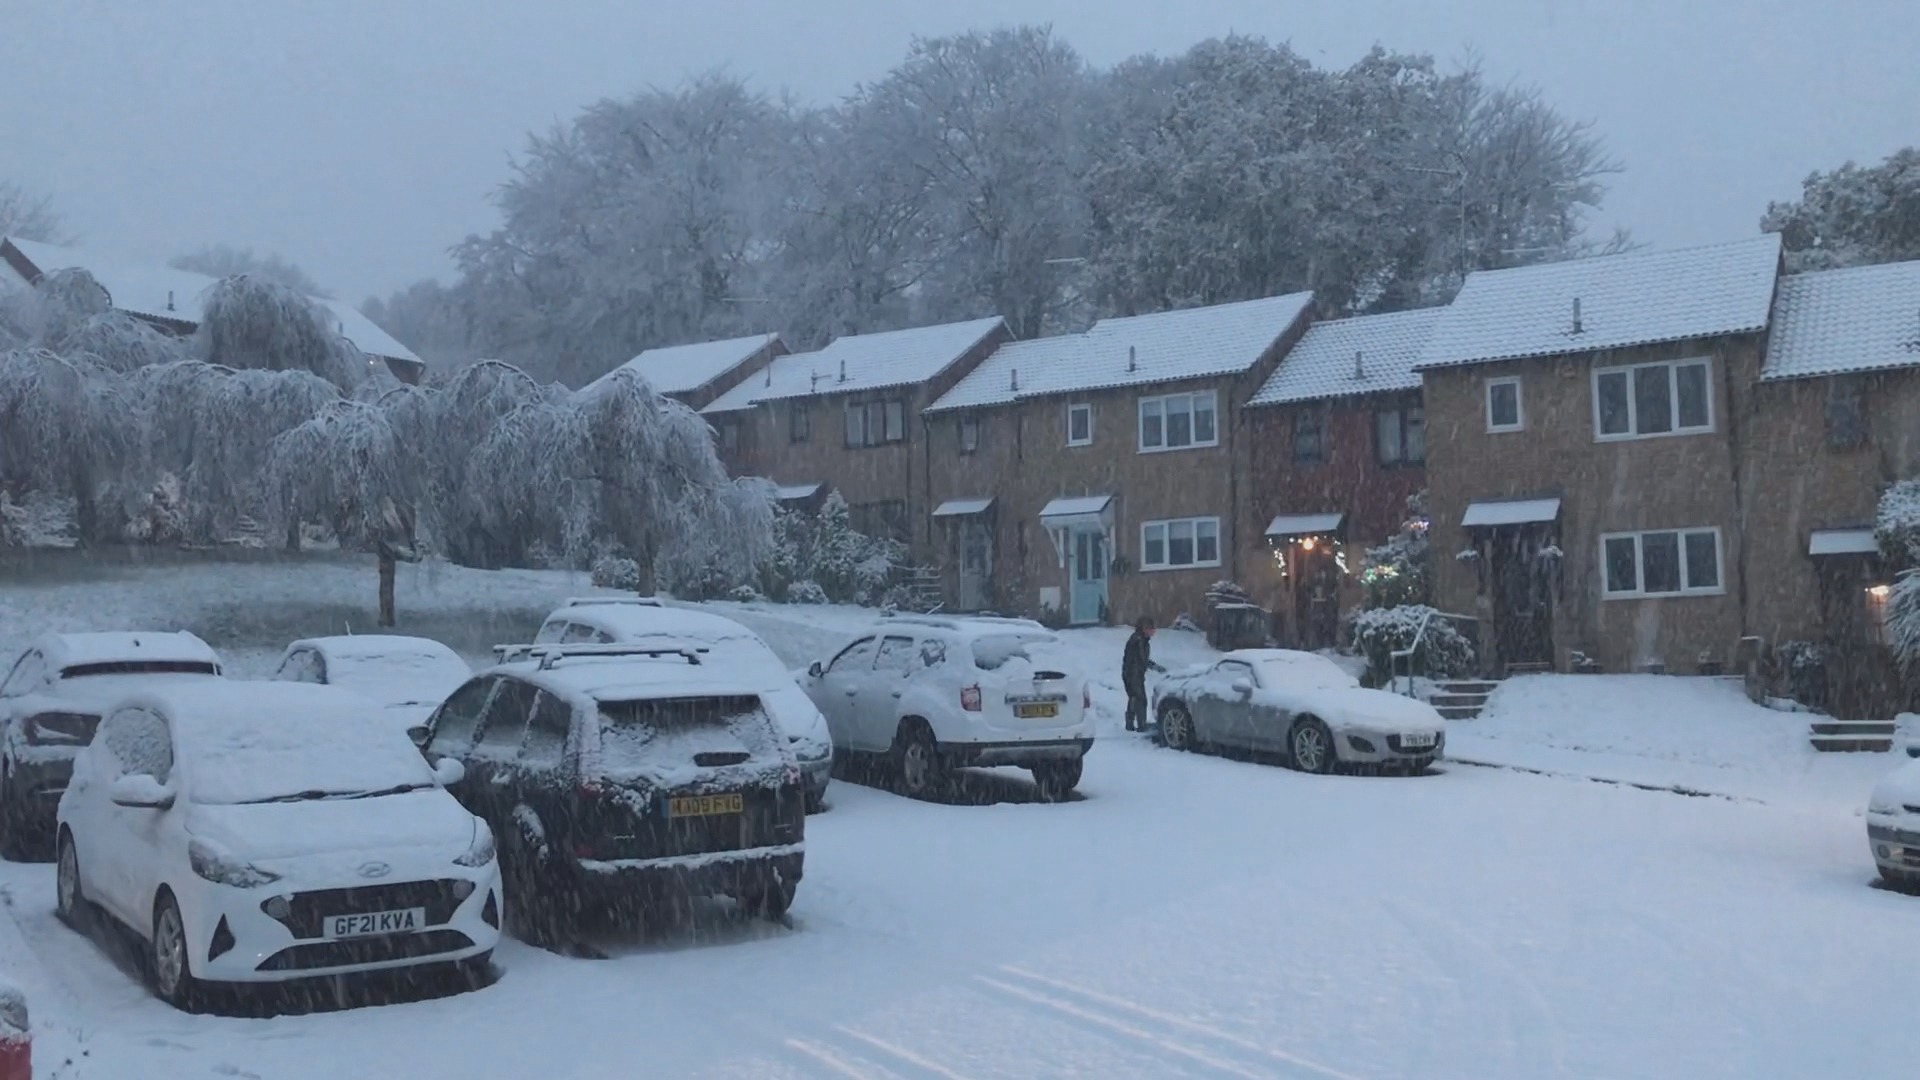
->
[59, 660, 219, 679]
[594, 694, 781, 778]
[970, 633, 1059, 671]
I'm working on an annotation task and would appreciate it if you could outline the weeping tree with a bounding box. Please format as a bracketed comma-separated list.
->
[263, 400, 422, 625]
[196, 275, 369, 391]
[0, 348, 137, 542]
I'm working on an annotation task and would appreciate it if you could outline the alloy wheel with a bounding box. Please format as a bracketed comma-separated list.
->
[901, 740, 930, 793]
[1293, 725, 1328, 773]
[153, 903, 187, 998]
[1163, 707, 1193, 750]
[56, 840, 78, 918]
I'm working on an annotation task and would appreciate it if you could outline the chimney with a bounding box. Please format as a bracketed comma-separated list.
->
[764, 361, 772, 387]
[810, 370, 821, 391]
[1571, 297, 1584, 335]
[1352, 350, 1365, 380]
[838, 358, 847, 383]
[1127, 345, 1136, 372]
[166, 290, 175, 312]
[1010, 367, 1020, 392]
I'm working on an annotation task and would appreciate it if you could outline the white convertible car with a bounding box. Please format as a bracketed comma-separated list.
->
[1152, 649, 1445, 774]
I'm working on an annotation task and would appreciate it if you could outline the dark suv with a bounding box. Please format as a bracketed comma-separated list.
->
[421, 644, 805, 946]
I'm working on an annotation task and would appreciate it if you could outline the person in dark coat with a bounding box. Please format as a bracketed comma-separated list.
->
[1122, 617, 1165, 732]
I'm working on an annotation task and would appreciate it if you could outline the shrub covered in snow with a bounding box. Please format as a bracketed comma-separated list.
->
[1360, 491, 1433, 610]
[1350, 604, 1474, 682]
[591, 555, 644, 591]
[1888, 571, 1920, 678]
[1876, 479, 1920, 567]
[786, 580, 829, 606]
[761, 495, 902, 604]
[1205, 580, 1255, 607]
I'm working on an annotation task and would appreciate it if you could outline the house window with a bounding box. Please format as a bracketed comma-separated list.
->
[958, 414, 980, 455]
[1827, 377, 1867, 449]
[1137, 391, 1218, 452]
[845, 398, 907, 448]
[789, 401, 812, 443]
[1486, 377, 1523, 432]
[1140, 517, 1222, 571]
[1601, 528, 1723, 598]
[1592, 358, 1712, 440]
[1292, 410, 1326, 464]
[1376, 406, 1426, 466]
[716, 420, 740, 453]
[1067, 402, 1093, 447]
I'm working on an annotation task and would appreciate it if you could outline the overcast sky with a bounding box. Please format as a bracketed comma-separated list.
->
[3, 0, 1914, 305]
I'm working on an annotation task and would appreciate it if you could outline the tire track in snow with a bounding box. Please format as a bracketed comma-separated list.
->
[977, 969, 1363, 1080]
[783, 1026, 975, 1080]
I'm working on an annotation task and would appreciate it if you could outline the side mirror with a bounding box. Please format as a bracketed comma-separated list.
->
[807, 661, 824, 679]
[433, 758, 466, 786]
[1230, 678, 1254, 696]
[109, 774, 174, 809]
[407, 724, 431, 748]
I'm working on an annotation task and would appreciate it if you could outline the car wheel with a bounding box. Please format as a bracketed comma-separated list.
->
[1030, 758, 1083, 802]
[803, 787, 827, 814]
[55, 830, 84, 928]
[891, 722, 944, 798]
[1289, 717, 1337, 775]
[741, 877, 799, 921]
[454, 950, 495, 990]
[1159, 702, 1197, 752]
[149, 892, 203, 1011]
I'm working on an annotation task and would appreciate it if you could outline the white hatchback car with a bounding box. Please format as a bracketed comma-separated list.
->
[800, 615, 1093, 800]
[1867, 744, 1920, 891]
[271, 634, 472, 737]
[55, 681, 500, 1009]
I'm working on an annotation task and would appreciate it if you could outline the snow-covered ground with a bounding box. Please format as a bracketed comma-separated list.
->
[2, 553, 1917, 1078]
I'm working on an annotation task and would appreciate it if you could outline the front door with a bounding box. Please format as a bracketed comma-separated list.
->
[958, 519, 992, 612]
[1291, 547, 1341, 650]
[1069, 528, 1109, 625]
[1488, 528, 1555, 669]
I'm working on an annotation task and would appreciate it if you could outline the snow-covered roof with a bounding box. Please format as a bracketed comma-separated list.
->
[1265, 512, 1345, 538]
[1416, 235, 1782, 370]
[1, 237, 422, 367]
[40, 630, 220, 673]
[932, 498, 994, 517]
[1038, 495, 1113, 522]
[775, 483, 822, 501]
[1248, 308, 1443, 406]
[585, 333, 783, 397]
[1461, 497, 1562, 528]
[1808, 528, 1878, 556]
[928, 292, 1314, 413]
[702, 317, 1006, 414]
[1763, 260, 1920, 382]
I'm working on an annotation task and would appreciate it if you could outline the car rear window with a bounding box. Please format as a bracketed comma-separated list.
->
[59, 660, 219, 679]
[594, 695, 780, 777]
[26, 711, 99, 746]
[970, 633, 1056, 671]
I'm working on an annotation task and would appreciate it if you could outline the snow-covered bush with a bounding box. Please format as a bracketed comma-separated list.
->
[1360, 492, 1433, 609]
[1205, 580, 1254, 607]
[760, 495, 902, 604]
[728, 584, 765, 603]
[123, 471, 190, 546]
[1888, 571, 1920, 678]
[1351, 604, 1474, 682]
[786, 580, 828, 606]
[591, 555, 643, 591]
[1877, 479, 1920, 567]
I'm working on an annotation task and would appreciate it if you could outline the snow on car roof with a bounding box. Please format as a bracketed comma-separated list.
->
[290, 634, 461, 662]
[504, 653, 756, 706]
[550, 603, 755, 642]
[40, 630, 220, 672]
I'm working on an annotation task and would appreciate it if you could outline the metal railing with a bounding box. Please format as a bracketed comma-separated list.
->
[1389, 609, 1477, 698]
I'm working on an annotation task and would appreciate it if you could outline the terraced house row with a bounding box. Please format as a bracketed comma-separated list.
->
[602, 233, 1920, 700]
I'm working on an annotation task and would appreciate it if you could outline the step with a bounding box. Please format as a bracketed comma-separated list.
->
[1504, 662, 1553, 676]
[1429, 693, 1492, 708]
[1435, 705, 1484, 720]
[1810, 736, 1895, 753]
[1438, 681, 1501, 695]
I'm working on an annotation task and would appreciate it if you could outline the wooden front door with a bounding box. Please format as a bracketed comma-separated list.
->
[1488, 528, 1555, 669]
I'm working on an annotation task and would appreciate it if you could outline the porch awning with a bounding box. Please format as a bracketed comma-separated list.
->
[1461, 497, 1561, 528]
[1809, 528, 1878, 557]
[1265, 512, 1345, 539]
[933, 497, 994, 518]
[775, 483, 822, 502]
[1038, 495, 1113, 529]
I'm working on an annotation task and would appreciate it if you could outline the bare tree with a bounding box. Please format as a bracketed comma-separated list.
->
[0, 180, 68, 244]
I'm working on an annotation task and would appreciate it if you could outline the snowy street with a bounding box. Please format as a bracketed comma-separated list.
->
[0, 559, 1912, 1078]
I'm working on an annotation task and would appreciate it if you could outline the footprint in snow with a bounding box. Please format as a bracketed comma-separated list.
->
[213, 1065, 262, 1079]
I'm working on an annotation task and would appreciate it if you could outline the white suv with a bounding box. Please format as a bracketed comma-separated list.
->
[800, 615, 1092, 800]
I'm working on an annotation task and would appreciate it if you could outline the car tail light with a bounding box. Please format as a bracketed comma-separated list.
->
[960, 685, 982, 712]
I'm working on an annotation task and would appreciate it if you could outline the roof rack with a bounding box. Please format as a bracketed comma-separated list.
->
[561, 595, 664, 608]
[493, 643, 708, 670]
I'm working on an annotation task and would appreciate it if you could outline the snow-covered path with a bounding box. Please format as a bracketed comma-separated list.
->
[1, 735, 1910, 1080]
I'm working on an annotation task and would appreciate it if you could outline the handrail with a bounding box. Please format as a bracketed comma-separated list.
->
[1388, 609, 1476, 697]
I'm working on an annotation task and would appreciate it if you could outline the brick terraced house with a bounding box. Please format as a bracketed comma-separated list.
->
[1417, 234, 1785, 676]
[1239, 307, 1441, 649]
[701, 317, 1010, 552]
[924, 292, 1314, 625]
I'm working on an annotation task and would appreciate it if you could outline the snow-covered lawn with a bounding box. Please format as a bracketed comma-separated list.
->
[2, 553, 1917, 1078]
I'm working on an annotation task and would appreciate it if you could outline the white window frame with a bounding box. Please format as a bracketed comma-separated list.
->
[1599, 527, 1725, 599]
[1485, 377, 1524, 433]
[1139, 516, 1222, 571]
[1591, 358, 1713, 442]
[1067, 402, 1093, 447]
[1137, 391, 1219, 453]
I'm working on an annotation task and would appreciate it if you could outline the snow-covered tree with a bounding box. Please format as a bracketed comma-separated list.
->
[171, 245, 330, 297]
[196, 275, 367, 390]
[0, 348, 136, 541]
[1763, 147, 1920, 273]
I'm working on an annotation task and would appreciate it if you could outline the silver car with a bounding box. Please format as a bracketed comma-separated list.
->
[1152, 649, 1445, 774]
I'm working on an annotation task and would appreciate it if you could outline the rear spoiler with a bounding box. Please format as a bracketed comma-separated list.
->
[493, 643, 709, 670]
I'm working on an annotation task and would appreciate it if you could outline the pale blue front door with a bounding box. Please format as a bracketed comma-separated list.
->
[1069, 528, 1109, 625]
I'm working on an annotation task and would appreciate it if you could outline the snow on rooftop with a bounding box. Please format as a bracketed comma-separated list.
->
[1461, 497, 1562, 528]
[1808, 528, 1878, 556]
[1248, 307, 1442, 406]
[932, 497, 994, 517]
[702, 317, 1006, 414]
[929, 292, 1314, 412]
[1417, 235, 1782, 370]
[585, 332, 782, 397]
[1265, 512, 1345, 538]
[1039, 495, 1113, 519]
[1763, 259, 1920, 382]
[3, 237, 422, 366]
[775, 483, 822, 501]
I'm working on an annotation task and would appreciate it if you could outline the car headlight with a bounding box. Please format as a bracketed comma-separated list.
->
[188, 838, 281, 888]
[454, 820, 496, 868]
